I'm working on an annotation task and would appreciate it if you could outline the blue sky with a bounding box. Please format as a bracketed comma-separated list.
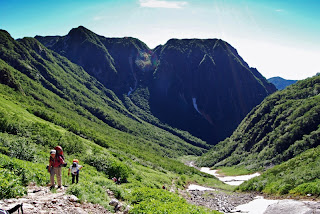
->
[1, 0, 319, 80]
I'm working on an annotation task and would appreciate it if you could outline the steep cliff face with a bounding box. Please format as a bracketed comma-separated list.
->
[36, 27, 276, 145]
[36, 26, 153, 94]
[150, 39, 276, 144]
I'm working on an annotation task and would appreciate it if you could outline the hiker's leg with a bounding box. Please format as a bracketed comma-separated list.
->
[50, 167, 55, 187]
[56, 167, 62, 187]
[72, 174, 75, 184]
[76, 173, 79, 184]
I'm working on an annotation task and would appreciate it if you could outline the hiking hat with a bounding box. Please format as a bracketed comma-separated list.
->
[73, 159, 79, 163]
[50, 150, 56, 154]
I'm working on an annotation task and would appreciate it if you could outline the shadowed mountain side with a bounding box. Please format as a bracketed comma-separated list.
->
[150, 39, 276, 144]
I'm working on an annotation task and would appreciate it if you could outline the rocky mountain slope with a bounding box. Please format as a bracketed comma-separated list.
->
[36, 26, 276, 145]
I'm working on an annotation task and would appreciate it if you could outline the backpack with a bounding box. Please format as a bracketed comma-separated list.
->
[55, 146, 67, 167]
[54, 146, 65, 160]
[0, 203, 23, 214]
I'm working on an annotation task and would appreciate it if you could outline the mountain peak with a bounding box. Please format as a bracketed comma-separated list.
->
[68, 25, 90, 35]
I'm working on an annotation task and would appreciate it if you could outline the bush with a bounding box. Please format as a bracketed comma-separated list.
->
[0, 168, 27, 199]
[0, 136, 35, 161]
[67, 182, 110, 208]
[128, 187, 219, 214]
[84, 154, 131, 181]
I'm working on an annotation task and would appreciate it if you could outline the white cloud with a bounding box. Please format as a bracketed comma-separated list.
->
[139, 0, 188, 9]
[93, 16, 104, 21]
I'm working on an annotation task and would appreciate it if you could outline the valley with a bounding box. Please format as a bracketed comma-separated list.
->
[0, 25, 320, 214]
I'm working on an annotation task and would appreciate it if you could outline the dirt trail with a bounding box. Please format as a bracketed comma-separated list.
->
[0, 184, 127, 214]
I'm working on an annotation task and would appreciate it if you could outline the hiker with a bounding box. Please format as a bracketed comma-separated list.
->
[68, 159, 83, 184]
[112, 177, 117, 183]
[117, 177, 121, 185]
[48, 147, 66, 189]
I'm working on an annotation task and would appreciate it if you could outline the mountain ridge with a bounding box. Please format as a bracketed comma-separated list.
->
[36, 26, 276, 145]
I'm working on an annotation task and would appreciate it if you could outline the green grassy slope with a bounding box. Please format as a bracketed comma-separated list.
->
[237, 145, 320, 196]
[197, 74, 320, 170]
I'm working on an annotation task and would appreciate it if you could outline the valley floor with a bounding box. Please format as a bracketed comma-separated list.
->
[184, 163, 320, 214]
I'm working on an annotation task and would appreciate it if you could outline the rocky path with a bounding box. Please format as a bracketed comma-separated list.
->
[0, 184, 128, 214]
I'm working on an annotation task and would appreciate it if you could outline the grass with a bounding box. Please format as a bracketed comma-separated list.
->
[214, 166, 255, 176]
[237, 145, 320, 197]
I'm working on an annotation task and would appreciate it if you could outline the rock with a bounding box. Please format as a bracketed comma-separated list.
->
[109, 199, 119, 207]
[264, 200, 315, 214]
[67, 195, 79, 202]
[123, 205, 131, 214]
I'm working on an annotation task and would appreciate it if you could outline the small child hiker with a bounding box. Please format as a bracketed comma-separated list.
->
[68, 159, 83, 184]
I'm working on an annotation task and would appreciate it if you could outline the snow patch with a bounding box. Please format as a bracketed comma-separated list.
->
[187, 184, 215, 191]
[200, 167, 260, 186]
[128, 87, 133, 96]
[226, 196, 278, 214]
[192, 98, 201, 115]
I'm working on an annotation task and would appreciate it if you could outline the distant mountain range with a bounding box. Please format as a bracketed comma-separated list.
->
[268, 76, 297, 90]
[35, 26, 276, 144]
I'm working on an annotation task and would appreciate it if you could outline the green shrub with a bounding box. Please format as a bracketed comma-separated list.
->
[84, 154, 131, 180]
[128, 187, 220, 214]
[0, 168, 27, 199]
[290, 180, 320, 196]
[67, 182, 110, 208]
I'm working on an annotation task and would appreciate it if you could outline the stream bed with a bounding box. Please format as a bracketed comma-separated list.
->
[186, 164, 320, 213]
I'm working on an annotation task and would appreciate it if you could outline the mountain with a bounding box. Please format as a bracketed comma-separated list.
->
[197, 74, 320, 170]
[0, 28, 212, 161]
[149, 38, 276, 144]
[36, 26, 276, 145]
[35, 26, 153, 95]
[268, 76, 297, 90]
[0, 29, 227, 213]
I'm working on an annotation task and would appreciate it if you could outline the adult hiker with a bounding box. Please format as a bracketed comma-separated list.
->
[68, 159, 83, 184]
[48, 148, 66, 189]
